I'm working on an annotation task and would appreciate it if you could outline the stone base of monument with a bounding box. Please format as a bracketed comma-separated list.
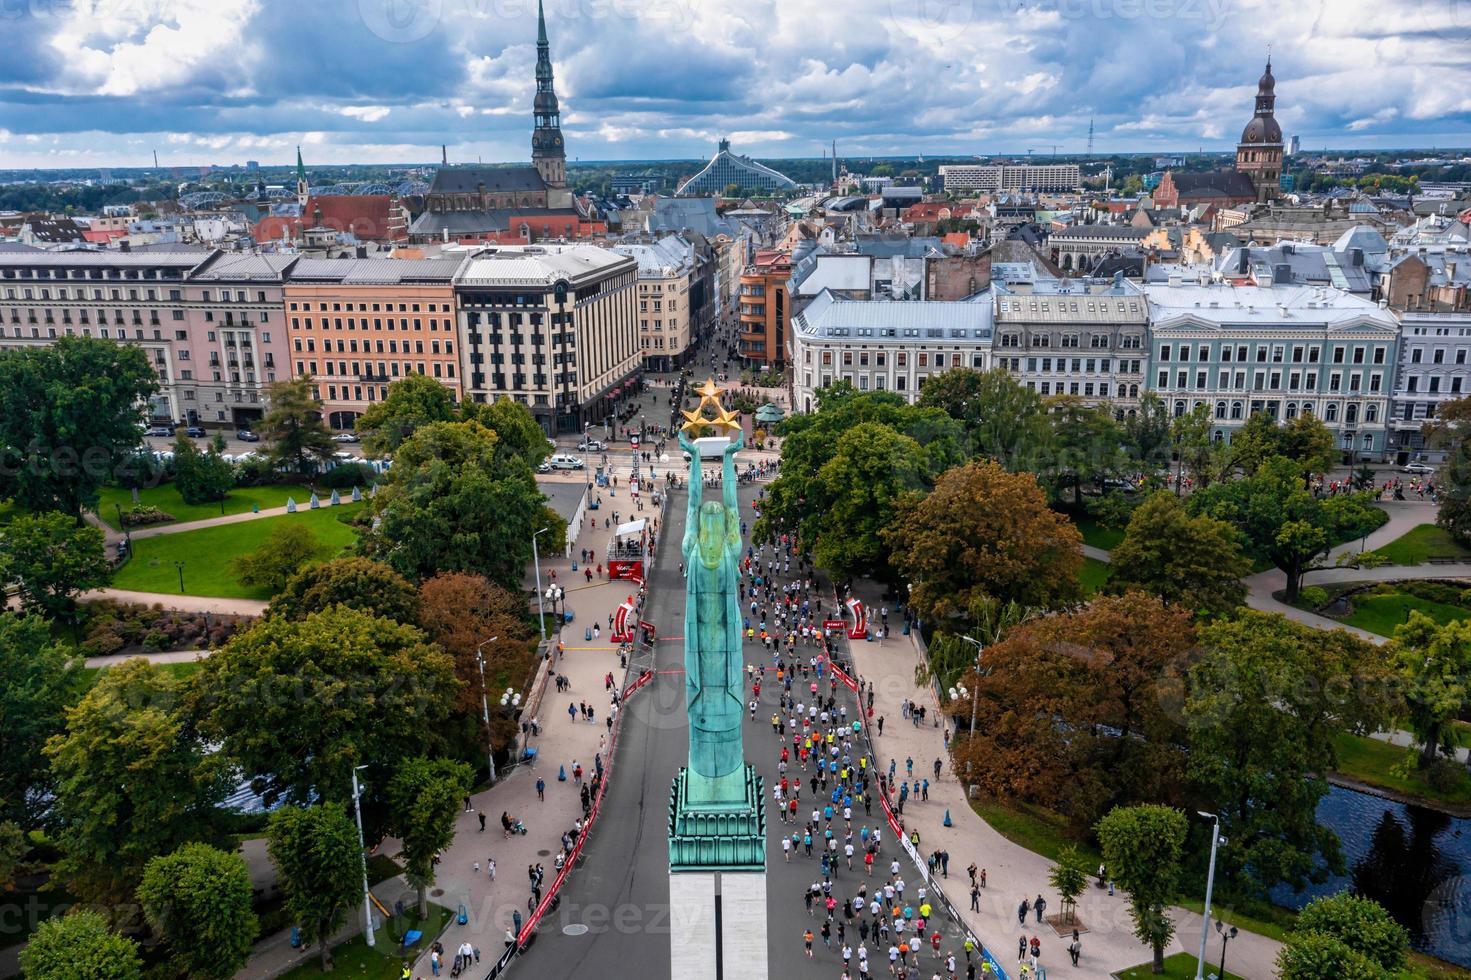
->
[668, 765, 767, 980]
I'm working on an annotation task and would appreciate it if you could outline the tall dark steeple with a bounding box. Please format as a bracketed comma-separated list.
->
[1235, 55, 1283, 204]
[530, 0, 566, 190]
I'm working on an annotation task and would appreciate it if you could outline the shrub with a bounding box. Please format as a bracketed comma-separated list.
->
[1400, 580, 1469, 606]
[1298, 586, 1330, 609]
[78, 600, 252, 654]
[318, 463, 373, 490]
[232, 524, 321, 594]
[121, 505, 174, 527]
[234, 456, 284, 487]
[1425, 757, 1468, 793]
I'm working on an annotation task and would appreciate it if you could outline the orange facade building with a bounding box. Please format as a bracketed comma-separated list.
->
[737, 249, 791, 367]
[283, 257, 464, 429]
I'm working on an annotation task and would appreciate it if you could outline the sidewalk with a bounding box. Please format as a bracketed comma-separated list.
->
[840, 582, 1283, 980]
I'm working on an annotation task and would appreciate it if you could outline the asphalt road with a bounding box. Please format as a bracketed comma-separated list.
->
[515, 476, 979, 980]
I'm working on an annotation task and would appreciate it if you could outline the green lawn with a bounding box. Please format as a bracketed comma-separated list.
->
[1332, 732, 1471, 807]
[281, 903, 451, 979]
[1080, 557, 1112, 596]
[79, 661, 202, 684]
[971, 797, 1102, 868]
[1342, 592, 1471, 638]
[1073, 516, 1125, 551]
[1375, 524, 1471, 566]
[1116, 952, 1246, 980]
[111, 505, 362, 599]
[95, 482, 323, 530]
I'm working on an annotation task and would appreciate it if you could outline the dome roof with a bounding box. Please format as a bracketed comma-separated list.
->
[1257, 62, 1275, 94]
[1241, 114, 1282, 145]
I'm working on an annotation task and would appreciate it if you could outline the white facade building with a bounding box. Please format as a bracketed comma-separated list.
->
[938, 164, 1082, 194]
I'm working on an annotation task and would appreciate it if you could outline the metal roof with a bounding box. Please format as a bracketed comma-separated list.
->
[794, 288, 994, 340]
[455, 244, 633, 286]
[288, 257, 465, 284]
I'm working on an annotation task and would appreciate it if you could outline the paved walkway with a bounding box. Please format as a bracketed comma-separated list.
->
[840, 591, 1284, 979]
[78, 587, 268, 616]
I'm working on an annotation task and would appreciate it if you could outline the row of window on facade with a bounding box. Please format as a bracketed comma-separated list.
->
[998, 333, 1144, 349]
[293, 336, 450, 355]
[1156, 368, 1386, 393]
[1201, 399, 1382, 424]
[1157, 342, 1390, 365]
[290, 317, 450, 332]
[4, 286, 268, 303]
[289, 300, 450, 313]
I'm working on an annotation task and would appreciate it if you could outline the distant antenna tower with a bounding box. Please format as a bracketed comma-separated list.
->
[832, 139, 837, 185]
[1087, 117, 1095, 156]
[153, 150, 159, 169]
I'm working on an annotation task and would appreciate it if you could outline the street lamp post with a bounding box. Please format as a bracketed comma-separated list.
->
[350, 764, 375, 947]
[476, 637, 500, 786]
[532, 528, 548, 642]
[1215, 920, 1238, 980]
[1195, 812, 1225, 980]
[958, 635, 984, 737]
[174, 561, 185, 593]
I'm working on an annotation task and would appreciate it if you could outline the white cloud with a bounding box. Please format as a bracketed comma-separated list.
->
[339, 106, 392, 123]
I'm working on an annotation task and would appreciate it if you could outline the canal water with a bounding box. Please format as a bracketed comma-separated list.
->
[1271, 784, 1471, 967]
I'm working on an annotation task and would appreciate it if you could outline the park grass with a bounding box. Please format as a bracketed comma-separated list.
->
[1116, 952, 1246, 980]
[365, 853, 404, 886]
[1080, 557, 1111, 596]
[95, 482, 321, 530]
[281, 902, 452, 979]
[79, 661, 202, 685]
[110, 504, 362, 599]
[1331, 733, 1471, 808]
[1342, 591, 1471, 638]
[970, 797, 1101, 868]
[1375, 524, 1471, 566]
[1073, 516, 1125, 552]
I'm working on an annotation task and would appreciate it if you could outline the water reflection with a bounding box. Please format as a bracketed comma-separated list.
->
[1272, 785, 1470, 967]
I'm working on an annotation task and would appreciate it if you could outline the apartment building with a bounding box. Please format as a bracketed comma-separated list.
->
[455, 244, 640, 435]
[609, 236, 697, 372]
[284, 258, 464, 430]
[938, 163, 1082, 194]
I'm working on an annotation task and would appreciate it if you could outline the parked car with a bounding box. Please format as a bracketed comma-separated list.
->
[578, 438, 607, 452]
[1402, 462, 1436, 475]
[184, 426, 206, 438]
[537, 460, 553, 474]
[548, 454, 585, 471]
[144, 425, 174, 437]
[236, 429, 260, 442]
[332, 432, 360, 443]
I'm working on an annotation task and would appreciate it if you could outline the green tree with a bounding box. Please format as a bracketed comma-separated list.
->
[1187, 612, 1394, 900]
[0, 820, 26, 891]
[1227, 411, 1285, 475]
[269, 556, 418, 623]
[260, 377, 335, 475]
[45, 659, 226, 904]
[0, 511, 110, 618]
[811, 422, 927, 582]
[0, 336, 159, 517]
[137, 842, 258, 979]
[231, 522, 320, 594]
[1171, 402, 1225, 490]
[462, 396, 553, 469]
[886, 459, 1082, 620]
[192, 606, 459, 808]
[1280, 412, 1338, 480]
[916, 367, 1048, 467]
[266, 804, 362, 974]
[19, 910, 143, 980]
[1048, 844, 1089, 926]
[354, 373, 457, 457]
[0, 612, 85, 828]
[1276, 931, 1385, 980]
[1123, 392, 1173, 472]
[1095, 804, 1188, 974]
[1037, 395, 1124, 507]
[1188, 456, 1383, 600]
[365, 421, 563, 589]
[1388, 613, 1471, 766]
[387, 757, 473, 917]
[1293, 893, 1408, 974]
[1423, 395, 1471, 546]
[171, 436, 234, 505]
[1108, 492, 1249, 614]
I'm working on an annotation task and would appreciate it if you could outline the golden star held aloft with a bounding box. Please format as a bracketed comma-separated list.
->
[712, 405, 743, 436]
[679, 407, 707, 434]
[694, 378, 722, 402]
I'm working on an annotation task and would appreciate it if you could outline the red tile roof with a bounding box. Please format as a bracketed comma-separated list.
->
[254, 195, 407, 243]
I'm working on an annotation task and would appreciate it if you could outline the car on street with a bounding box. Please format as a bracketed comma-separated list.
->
[144, 425, 174, 437]
[547, 453, 585, 470]
[184, 426, 206, 438]
[1402, 462, 1436, 475]
[332, 432, 360, 443]
[578, 438, 606, 452]
[236, 429, 260, 442]
[537, 460, 553, 474]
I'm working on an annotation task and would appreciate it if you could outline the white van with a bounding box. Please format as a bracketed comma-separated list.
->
[548, 454, 585, 470]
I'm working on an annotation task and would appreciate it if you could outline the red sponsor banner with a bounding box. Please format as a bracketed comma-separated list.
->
[607, 558, 643, 581]
[845, 597, 868, 640]
[611, 597, 636, 642]
[822, 619, 847, 632]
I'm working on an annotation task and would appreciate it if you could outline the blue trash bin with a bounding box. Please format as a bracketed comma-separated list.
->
[585, 627, 592, 641]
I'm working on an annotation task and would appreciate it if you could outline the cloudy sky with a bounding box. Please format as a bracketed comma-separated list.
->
[0, 0, 1468, 169]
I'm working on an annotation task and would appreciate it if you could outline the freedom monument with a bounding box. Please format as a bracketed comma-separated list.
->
[668, 380, 767, 979]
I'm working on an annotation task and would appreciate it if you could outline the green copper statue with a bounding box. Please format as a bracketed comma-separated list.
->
[676, 423, 746, 804]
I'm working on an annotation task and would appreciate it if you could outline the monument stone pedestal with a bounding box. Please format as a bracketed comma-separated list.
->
[668, 765, 767, 980]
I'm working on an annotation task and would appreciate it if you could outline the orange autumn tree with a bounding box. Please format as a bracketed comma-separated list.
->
[885, 459, 1083, 623]
[417, 572, 534, 722]
[952, 592, 1195, 831]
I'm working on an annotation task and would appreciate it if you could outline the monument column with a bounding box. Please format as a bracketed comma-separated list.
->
[667, 380, 767, 980]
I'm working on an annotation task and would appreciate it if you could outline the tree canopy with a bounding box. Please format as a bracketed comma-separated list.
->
[387, 757, 472, 916]
[0, 336, 158, 516]
[886, 459, 1082, 621]
[267, 803, 363, 973]
[1388, 612, 1471, 766]
[916, 367, 1047, 468]
[354, 373, 458, 457]
[191, 605, 459, 809]
[172, 436, 235, 505]
[269, 556, 419, 623]
[260, 377, 335, 475]
[1096, 804, 1188, 974]
[231, 522, 321, 595]
[137, 842, 258, 979]
[1108, 491, 1250, 614]
[0, 612, 85, 828]
[19, 910, 143, 980]
[0, 510, 111, 618]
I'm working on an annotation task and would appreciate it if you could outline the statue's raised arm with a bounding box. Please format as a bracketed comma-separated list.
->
[677, 427, 702, 560]
[720, 429, 743, 541]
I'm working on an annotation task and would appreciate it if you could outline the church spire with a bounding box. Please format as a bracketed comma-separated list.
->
[530, 0, 566, 189]
[295, 146, 309, 211]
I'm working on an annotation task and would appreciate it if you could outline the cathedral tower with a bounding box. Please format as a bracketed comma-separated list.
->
[530, 0, 567, 191]
[1235, 58, 1284, 204]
